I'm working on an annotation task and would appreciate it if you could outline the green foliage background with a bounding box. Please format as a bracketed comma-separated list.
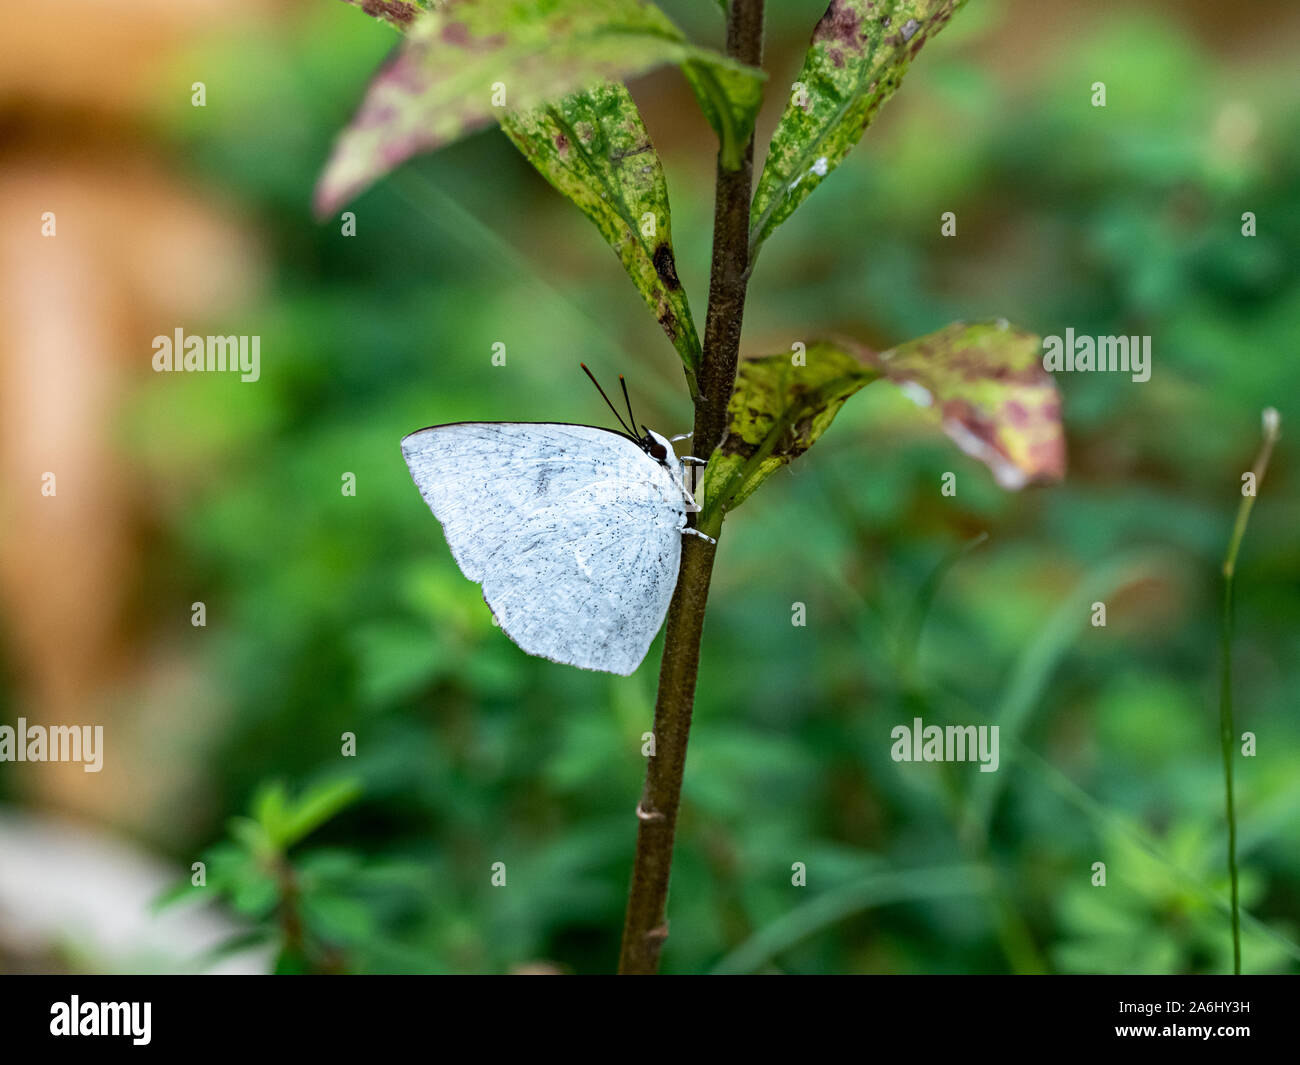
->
[8, 0, 1297, 974]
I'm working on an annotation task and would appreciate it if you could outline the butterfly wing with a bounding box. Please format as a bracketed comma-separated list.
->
[401, 423, 686, 675]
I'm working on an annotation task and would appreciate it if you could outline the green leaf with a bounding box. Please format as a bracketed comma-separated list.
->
[316, 0, 762, 216]
[229, 814, 273, 858]
[750, 0, 969, 254]
[198, 929, 277, 967]
[301, 892, 376, 944]
[273, 948, 309, 975]
[276, 777, 364, 850]
[681, 58, 765, 171]
[698, 321, 1065, 523]
[698, 341, 881, 524]
[230, 870, 280, 918]
[252, 781, 290, 844]
[500, 83, 702, 390]
[712, 863, 991, 974]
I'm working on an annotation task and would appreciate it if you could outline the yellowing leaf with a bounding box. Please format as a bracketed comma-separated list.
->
[699, 321, 1065, 522]
[316, 0, 762, 217]
[877, 321, 1066, 490]
[500, 84, 701, 391]
[699, 342, 880, 521]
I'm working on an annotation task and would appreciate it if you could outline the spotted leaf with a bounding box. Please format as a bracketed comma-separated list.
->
[338, 0, 428, 32]
[699, 321, 1065, 522]
[317, 0, 763, 217]
[750, 0, 968, 255]
[500, 84, 701, 391]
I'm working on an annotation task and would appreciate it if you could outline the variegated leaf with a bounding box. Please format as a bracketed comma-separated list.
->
[750, 0, 968, 254]
[500, 84, 701, 388]
[699, 321, 1065, 522]
[876, 321, 1066, 490]
[317, 0, 762, 217]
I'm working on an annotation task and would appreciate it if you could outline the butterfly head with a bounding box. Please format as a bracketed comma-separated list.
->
[639, 428, 674, 467]
[579, 364, 677, 469]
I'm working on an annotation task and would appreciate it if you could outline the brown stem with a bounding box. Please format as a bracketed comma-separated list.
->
[695, 0, 766, 459]
[617, 0, 764, 976]
[616, 531, 718, 974]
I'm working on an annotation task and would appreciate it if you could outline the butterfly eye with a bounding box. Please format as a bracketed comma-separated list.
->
[648, 441, 668, 461]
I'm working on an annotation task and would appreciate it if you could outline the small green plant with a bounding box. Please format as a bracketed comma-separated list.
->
[318, 0, 1065, 973]
[1218, 407, 1281, 974]
[159, 777, 425, 973]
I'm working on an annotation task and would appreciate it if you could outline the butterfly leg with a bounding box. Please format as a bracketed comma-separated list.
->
[680, 455, 707, 466]
[669, 431, 693, 443]
[683, 527, 717, 544]
[678, 481, 702, 514]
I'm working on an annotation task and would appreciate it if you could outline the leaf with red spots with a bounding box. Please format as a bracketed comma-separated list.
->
[698, 321, 1065, 522]
[338, 0, 427, 32]
[750, 0, 969, 255]
[500, 84, 702, 393]
[874, 321, 1066, 490]
[316, 0, 762, 219]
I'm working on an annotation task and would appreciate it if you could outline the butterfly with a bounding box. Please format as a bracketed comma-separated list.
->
[400, 366, 711, 675]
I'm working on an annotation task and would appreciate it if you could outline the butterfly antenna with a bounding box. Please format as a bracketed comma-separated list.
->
[618, 376, 639, 439]
[580, 363, 633, 436]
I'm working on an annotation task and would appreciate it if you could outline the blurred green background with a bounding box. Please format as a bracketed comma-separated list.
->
[1, 0, 1297, 974]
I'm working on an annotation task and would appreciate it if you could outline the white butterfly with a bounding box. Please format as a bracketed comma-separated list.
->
[401, 371, 710, 676]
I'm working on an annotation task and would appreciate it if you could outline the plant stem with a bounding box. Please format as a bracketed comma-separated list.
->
[695, 0, 766, 460]
[617, 0, 764, 975]
[1218, 573, 1240, 975]
[1218, 407, 1280, 976]
[617, 532, 718, 974]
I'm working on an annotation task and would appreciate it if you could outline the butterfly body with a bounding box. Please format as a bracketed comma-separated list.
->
[401, 421, 692, 675]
